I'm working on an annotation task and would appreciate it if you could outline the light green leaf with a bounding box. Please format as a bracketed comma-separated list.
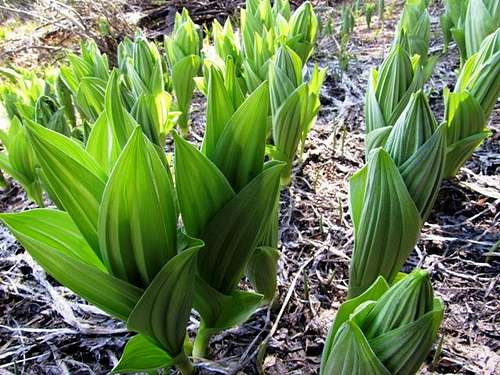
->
[25, 120, 107, 256]
[201, 66, 235, 159]
[197, 161, 284, 293]
[112, 334, 174, 373]
[127, 244, 202, 356]
[348, 148, 421, 298]
[0, 210, 142, 321]
[173, 132, 235, 238]
[369, 300, 444, 374]
[320, 321, 391, 375]
[105, 69, 137, 147]
[194, 276, 263, 331]
[75, 77, 106, 123]
[212, 81, 270, 191]
[399, 123, 447, 221]
[365, 126, 392, 154]
[86, 112, 122, 173]
[172, 55, 201, 131]
[245, 246, 280, 303]
[98, 129, 178, 288]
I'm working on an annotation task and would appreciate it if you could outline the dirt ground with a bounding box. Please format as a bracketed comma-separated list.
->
[0, 1, 499, 374]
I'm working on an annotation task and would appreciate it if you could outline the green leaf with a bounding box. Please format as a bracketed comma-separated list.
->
[194, 276, 263, 330]
[375, 45, 414, 125]
[197, 161, 284, 293]
[444, 130, 490, 178]
[272, 84, 308, 183]
[326, 276, 389, 352]
[172, 55, 201, 131]
[86, 112, 122, 173]
[105, 70, 137, 147]
[365, 126, 392, 154]
[98, 129, 178, 288]
[112, 334, 174, 373]
[201, 66, 235, 160]
[399, 123, 447, 221]
[385, 91, 437, 167]
[75, 77, 106, 123]
[173, 132, 235, 238]
[25, 120, 107, 256]
[446, 91, 486, 145]
[245, 246, 281, 303]
[369, 299, 444, 374]
[348, 148, 421, 298]
[361, 270, 434, 339]
[212, 81, 270, 191]
[349, 165, 368, 232]
[320, 321, 391, 375]
[0, 210, 142, 321]
[127, 244, 202, 356]
[444, 90, 489, 177]
[0, 209, 104, 270]
[464, 0, 498, 57]
[130, 93, 162, 146]
[0, 154, 31, 193]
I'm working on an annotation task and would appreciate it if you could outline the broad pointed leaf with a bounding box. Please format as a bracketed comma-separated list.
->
[98, 129, 178, 288]
[25, 120, 107, 256]
[0, 209, 142, 321]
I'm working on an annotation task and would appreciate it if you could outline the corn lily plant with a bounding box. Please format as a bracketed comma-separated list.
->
[393, 0, 438, 88]
[440, 0, 468, 56]
[211, 19, 243, 76]
[0, 116, 44, 205]
[243, 46, 324, 303]
[267, 45, 325, 185]
[240, 0, 278, 92]
[365, 3, 376, 30]
[441, 0, 499, 61]
[0, 119, 204, 374]
[365, 43, 424, 153]
[117, 35, 179, 147]
[2, 67, 282, 373]
[463, 0, 499, 58]
[59, 39, 110, 124]
[286, 1, 318, 64]
[396, 0, 431, 61]
[85, 67, 173, 172]
[0, 68, 74, 205]
[341, 5, 355, 36]
[321, 270, 444, 375]
[174, 69, 284, 356]
[350, 91, 447, 297]
[443, 28, 499, 177]
[241, 0, 318, 92]
[165, 9, 202, 135]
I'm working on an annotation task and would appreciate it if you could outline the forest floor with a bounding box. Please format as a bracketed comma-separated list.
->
[0, 1, 499, 374]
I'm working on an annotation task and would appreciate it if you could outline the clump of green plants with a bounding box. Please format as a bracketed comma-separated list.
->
[365, 3, 376, 30]
[164, 9, 202, 135]
[0, 67, 76, 205]
[378, 0, 385, 26]
[0, 78, 284, 373]
[443, 28, 499, 177]
[440, 0, 468, 56]
[341, 5, 355, 36]
[0, 1, 326, 373]
[351, 91, 446, 296]
[321, 270, 444, 374]
[239, 0, 318, 92]
[364, 42, 425, 152]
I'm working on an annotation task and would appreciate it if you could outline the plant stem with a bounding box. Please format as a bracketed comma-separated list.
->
[176, 353, 195, 375]
[192, 322, 211, 358]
